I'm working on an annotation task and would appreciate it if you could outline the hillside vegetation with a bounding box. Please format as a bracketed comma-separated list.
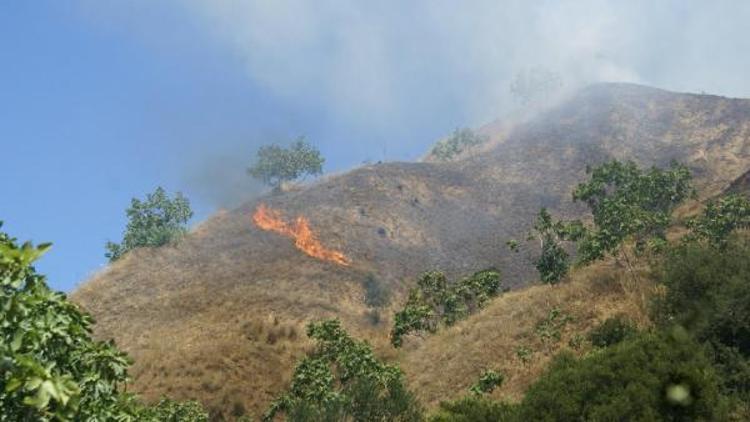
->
[72, 83, 750, 419]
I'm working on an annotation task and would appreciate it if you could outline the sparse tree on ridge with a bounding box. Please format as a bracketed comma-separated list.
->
[248, 137, 324, 191]
[105, 187, 193, 262]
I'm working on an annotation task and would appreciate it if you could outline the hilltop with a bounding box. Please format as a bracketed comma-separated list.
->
[73, 83, 750, 419]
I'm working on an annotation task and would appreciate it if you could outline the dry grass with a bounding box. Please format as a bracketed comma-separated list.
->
[398, 258, 658, 409]
[71, 83, 750, 420]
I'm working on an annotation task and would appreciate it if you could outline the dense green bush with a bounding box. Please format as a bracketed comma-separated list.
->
[391, 270, 502, 347]
[654, 238, 750, 400]
[588, 315, 637, 348]
[265, 319, 422, 421]
[105, 187, 193, 261]
[137, 397, 209, 421]
[430, 396, 518, 422]
[516, 331, 728, 421]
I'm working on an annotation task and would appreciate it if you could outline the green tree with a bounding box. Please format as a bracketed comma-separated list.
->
[517, 330, 728, 421]
[265, 319, 422, 421]
[105, 187, 193, 262]
[686, 194, 750, 250]
[1, 223, 136, 420]
[654, 238, 750, 401]
[1, 223, 208, 421]
[391, 270, 502, 348]
[572, 160, 693, 265]
[430, 128, 488, 162]
[248, 137, 324, 191]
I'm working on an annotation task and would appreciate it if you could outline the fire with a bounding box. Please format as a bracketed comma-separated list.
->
[253, 203, 351, 266]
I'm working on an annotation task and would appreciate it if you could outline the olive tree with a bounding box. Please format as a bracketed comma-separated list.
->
[248, 137, 324, 191]
[105, 187, 193, 262]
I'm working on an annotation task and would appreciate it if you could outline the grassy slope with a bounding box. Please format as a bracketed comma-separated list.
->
[72, 83, 750, 419]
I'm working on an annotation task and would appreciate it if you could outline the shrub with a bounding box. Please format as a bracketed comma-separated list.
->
[430, 128, 488, 161]
[654, 238, 750, 400]
[137, 398, 209, 422]
[430, 395, 518, 422]
[517, 331, 728, 421]
[469, 369, 504, 395]
[105, 187, 192, 261]
[588, 315, 637, 348]
[534, 307, 572, 345]
[391, 270, 502, 347]
[265, 319, 422, 421]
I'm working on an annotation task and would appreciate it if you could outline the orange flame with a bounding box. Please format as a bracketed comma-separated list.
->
[253, 203, 351, 266]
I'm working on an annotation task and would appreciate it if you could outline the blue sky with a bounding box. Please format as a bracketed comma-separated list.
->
[2, 1, 750, 292]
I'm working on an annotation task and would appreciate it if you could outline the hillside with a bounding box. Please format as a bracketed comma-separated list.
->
[72, 83, 750, 419]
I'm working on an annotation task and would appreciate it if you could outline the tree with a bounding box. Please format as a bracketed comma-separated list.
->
[1, 223, 135, 420]
[517, 331, 728, 421]
[430, 128, 488, 162]
[686, 194, 750, 250]
[391, 270, 502, 348]
[0, 223, 208, 420]
[572, 160, 693, 265]
[248, 137, 324, 191]
[265, 319, 422, 421]
[105, 187, 193, 262]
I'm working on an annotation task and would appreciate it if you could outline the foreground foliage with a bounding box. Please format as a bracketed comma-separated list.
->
[391, 270, 502, 348]
[517, 330, 728, 421]
[655, 237, 750, 401]
[105, 187, 193, 262]
[266, 319, 422, 421]
[687, 193, 750, 250]
[0, 223, 206, 421]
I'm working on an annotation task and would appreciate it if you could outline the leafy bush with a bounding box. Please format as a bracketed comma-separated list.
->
[686, 194, 750, 250]
[265, 319, 422, 421]
[588, 315, 637, 348]
[137, 398, 209, 421]
[526, 208, 585, 284]
[654, 238, 750, 400]
[534, 307, 572, 345]
[362, 273, 390, 308]
[105, 187, 192, 261]
[469, 369, 504, 395]
[430, 128, 488, 161]
[391, 270, 502, 347]
[430, 395, 518, 422]
[248, 137, 324, 191]
[517, 331, 728, 421]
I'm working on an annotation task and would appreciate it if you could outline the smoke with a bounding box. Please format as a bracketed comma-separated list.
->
[174, 0, 750, 124]
[77, 0, 750, 205]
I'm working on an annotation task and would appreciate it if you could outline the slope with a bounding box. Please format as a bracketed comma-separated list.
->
[72, 83, 750, 419]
